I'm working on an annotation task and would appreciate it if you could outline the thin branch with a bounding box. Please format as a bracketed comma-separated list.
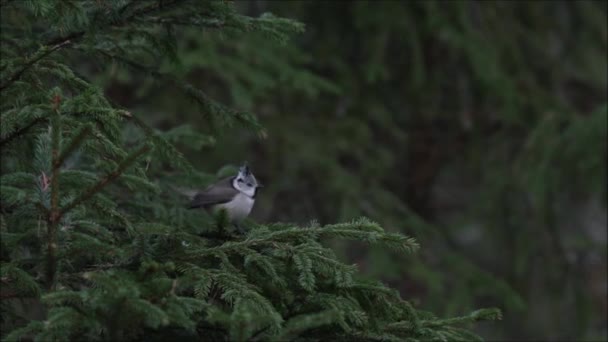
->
[1, 0, 184, 92]
[249, 324, 273, 342]
[53, 124, 92, 170]
[0, 116, 47, 149]
[43, 31, 85, 51]
[118, 0, 141, 16]
[46, 98, 61, 290]
[118, 0, 182, 19]
[0, 39, 73, 92]
[93, 50, 254, 128]
[59, 143, 151, 218]
[197, 230, 239, 242]
[249, 311, 301, 342]
[139, 16, 225, 28]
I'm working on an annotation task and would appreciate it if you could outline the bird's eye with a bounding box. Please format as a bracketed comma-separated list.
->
[247, 183, 252, 187]
[237, 179, 244, 183]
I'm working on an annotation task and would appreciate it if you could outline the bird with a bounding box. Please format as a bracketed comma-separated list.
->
[187, 163, 262, 227]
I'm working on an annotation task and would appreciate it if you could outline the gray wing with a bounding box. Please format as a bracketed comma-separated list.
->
[188, 177, 238, 209]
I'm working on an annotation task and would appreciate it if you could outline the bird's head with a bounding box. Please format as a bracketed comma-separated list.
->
[234, 162, 262, 196]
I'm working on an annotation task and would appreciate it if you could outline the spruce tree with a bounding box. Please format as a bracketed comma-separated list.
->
[0, 1, 501, 341]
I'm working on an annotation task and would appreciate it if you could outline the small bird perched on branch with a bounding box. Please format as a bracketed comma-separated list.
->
[187, 163, 262, 228]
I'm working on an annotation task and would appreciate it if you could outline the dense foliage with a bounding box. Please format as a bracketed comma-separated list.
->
[0, 1, 502, 341]
[103, 1, 606, 340]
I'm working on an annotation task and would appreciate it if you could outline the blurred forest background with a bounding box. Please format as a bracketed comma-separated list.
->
[88, 1, 605, 341]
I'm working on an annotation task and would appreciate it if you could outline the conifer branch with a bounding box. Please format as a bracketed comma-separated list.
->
[0, 0, 184, 92]
[185, 223, 418, 261]
[418, 308, 503, 328]
[117, 0, 141, 16]
[43, 0, 180, 47]
[0, 40, 73, 92]
[118, 0, 184, 20]
[59, 144, 151, 219]
[46, 98, 62, 290]
[139, 16, 226, 28]
[197, 231, 238, 241]
[91, 50, 261, 129]
[53, 124, 92, 171]
[0, 117, 47, 149]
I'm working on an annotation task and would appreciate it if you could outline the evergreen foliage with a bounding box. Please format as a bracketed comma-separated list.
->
[0, 1, 501, 341]
[135, 2, 606, 340]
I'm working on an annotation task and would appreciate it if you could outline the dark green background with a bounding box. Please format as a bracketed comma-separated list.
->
[101, 1, 607, 340]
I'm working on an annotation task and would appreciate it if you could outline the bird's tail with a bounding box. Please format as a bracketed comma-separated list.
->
[168, 185, 198, 199]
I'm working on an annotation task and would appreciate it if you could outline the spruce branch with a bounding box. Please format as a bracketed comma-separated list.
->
[117, 0, 184, 21]
[417, 308, 502, 328]
[0, 39, 73, 92]
[58, 143, 151, 219]
[139, 16, 226, 28]
[0, 0, 185, 92]
[118, 0, 142, 16]
[184, 223, 419, 261]
[118, 108, 195, 174]
[53, 123, 92, 170]
[0, 116, 48, 149]
[46, 97, 62, 290]
[43, 0, 181, 47]
[91, 50, 262, 131]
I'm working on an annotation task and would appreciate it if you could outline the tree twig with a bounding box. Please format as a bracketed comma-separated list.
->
[0, 39, 73, 92]
[139, 16, 225, 28]
[1, 0, 183, 92]
[53, 124, 92, 170]
[0, 116, 47, 149]
[59, 144, 151, 219]
[46, 96, 62, 290]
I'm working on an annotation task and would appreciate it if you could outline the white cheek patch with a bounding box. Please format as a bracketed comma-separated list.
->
[241, 186, 255, 197]
[232, 178, 255, 197]
[232, 178, 244, 191]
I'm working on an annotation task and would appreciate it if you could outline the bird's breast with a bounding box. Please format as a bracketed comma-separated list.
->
[213, 193, 254, 222]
